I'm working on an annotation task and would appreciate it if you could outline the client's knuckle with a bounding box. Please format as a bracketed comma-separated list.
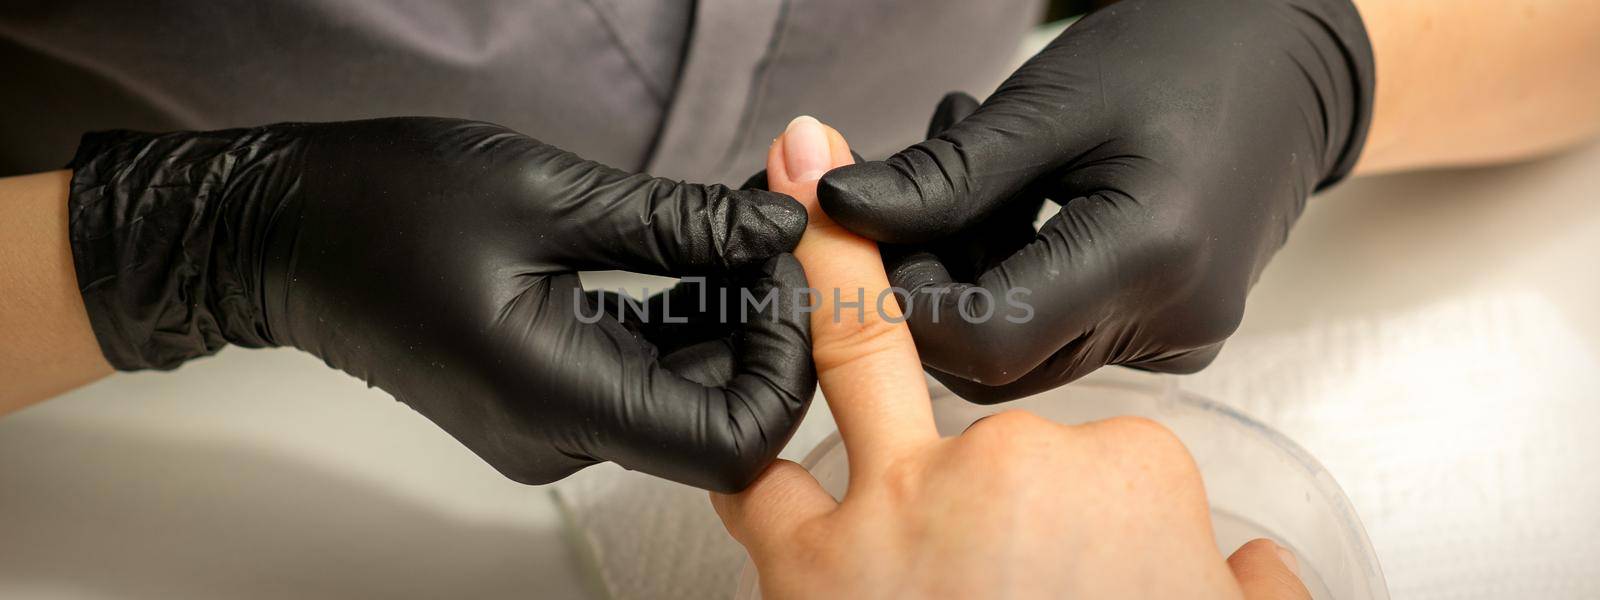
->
[1082, 416, 1206, 499]
[878, 454, 927, 503]
[963, 410, 1060, 449]
[811, 313, 910, 373]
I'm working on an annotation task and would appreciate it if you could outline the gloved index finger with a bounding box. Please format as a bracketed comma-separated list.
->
[530, 146, 809, 275]
[816, 82, 1094, 245]
[769, 117, 938, 481]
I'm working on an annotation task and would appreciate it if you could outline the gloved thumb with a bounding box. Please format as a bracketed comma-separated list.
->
[817, 88, 1087, 244]
[1227, 539, 1312, 600]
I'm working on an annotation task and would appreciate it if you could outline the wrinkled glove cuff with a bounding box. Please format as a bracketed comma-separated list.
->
[1305, 0, 1377, 190]
[67, 128, 287, 370]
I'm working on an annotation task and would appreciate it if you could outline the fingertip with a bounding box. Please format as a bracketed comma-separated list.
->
[1275, 546, 1300, 578]
[1228, 539, 1311, 600]
[816, 162, 944, 244]
[749, 458, 816, 490]
[709, 488, 736, 518]
[709, 485, 746, 535]
[782, 115, 833, 183]
[883, 250, 954, 292]
[815, 162, 893, 236]
[715, 459, 833, 548]
[724, 189, 809, 267]
[747, 459, 830, 509]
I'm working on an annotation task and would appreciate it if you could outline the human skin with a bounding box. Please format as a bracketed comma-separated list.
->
[710, 116, 1308, 599]
[0, 171, 111, 412]
[1353, 0, 1600, 174]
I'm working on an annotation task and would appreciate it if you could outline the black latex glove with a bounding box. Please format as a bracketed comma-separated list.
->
[818, 0, 1374, 402]
[67, 117, 815, 492]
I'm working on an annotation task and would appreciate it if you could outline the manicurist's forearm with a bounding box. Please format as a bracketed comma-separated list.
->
[1355, 0, 1600, 174]
[0, 171, 111, 412]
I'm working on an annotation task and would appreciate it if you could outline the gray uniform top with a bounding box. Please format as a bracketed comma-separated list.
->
[1, 0, 1039, 183]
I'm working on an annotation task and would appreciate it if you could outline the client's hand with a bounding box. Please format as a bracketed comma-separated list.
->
[711, 116, 1309, 599]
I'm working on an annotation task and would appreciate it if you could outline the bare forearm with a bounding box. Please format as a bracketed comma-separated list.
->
[0, 171, 111, 413]
[1355, 0, 1600, 174]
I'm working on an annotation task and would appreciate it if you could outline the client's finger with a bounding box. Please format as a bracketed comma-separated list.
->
[768, 116, 939, 479]
[1227, 539, 1312, 600]
[711, 460, 835, 554]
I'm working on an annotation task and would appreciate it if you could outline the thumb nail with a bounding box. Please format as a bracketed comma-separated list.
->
[1274, 542, 1300, 577]
[783, 115, 831, 183]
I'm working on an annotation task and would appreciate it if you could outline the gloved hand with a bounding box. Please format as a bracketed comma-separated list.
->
[818, 0, 1375, 402]
[67, 117, 815, 492]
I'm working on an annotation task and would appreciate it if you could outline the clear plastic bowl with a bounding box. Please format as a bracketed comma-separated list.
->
[736, 369, 1388, 600]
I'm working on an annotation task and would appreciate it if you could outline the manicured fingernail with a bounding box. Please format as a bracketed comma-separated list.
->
[783, 115, 831, 183]
[1274, 542, 1300, 577]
